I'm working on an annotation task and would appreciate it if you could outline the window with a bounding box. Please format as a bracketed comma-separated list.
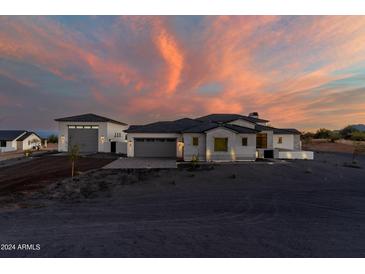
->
[68, 125, 99, 129]
[278, 137, 283, 144]
[242, 137, 248, 146]
[256, 133, 267, 149]
[0, 140, 6, 147]
[214, 138, 228, 152]
[192, 137, 199, 146]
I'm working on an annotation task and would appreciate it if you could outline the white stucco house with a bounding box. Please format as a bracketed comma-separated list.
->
[0, 130, 42, 152]
[55, 113, 128, 153]
[125, 113, 313, 161]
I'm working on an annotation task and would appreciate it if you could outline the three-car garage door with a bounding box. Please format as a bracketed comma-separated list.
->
[68, 128, 98, 153]
[134, 138, 176, 158]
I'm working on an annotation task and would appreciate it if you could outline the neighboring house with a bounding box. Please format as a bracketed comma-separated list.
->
[126, 113, 311, 161]
[0, 130, 42, 152]
[55, 113, 128, 153]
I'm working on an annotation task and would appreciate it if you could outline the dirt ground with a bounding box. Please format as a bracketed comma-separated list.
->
[303, 140, 356, 154]
[0, 151, 365, 258]
[0, 154, 117, 197]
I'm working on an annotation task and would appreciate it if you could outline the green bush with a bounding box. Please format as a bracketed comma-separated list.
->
[313, 128, 332, 139]
[350, 132, 365, 141]
[301, 132, 315, 143]
[329, 131, 341, 142]
[340, 125, 359, 139]
[47, 134, 58, 143]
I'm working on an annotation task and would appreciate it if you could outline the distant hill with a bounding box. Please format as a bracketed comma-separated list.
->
[351, 124, 365, 132]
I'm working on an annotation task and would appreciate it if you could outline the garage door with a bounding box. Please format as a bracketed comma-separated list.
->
[68, 128, 98, 153]
[134, 138, 176, 158]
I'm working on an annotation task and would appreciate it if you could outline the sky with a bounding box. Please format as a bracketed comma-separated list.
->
[1, 16, 365, 131]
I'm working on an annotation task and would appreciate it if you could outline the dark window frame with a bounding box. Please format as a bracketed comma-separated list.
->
[242, 137, 248, 146]
[214, 137, 228, 152]
[192, 137, 199, 146]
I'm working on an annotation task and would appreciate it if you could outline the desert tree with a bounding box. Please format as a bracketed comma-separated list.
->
[68, 145, 80, 177]
[47, 134, 58, 144]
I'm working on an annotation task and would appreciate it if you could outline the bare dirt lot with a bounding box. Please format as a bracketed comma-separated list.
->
[0, 154, 117, 196]
[0, 152, 365, 258]
[303, 140, 359, 154]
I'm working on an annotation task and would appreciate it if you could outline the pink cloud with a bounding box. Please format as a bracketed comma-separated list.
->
[1, 16, 365, 130]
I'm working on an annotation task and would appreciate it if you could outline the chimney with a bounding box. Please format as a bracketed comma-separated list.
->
[248, 112, 259, 119]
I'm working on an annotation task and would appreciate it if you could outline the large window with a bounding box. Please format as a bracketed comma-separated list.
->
[214, 138, 228, 152]
[0, 140, 6, 147]
[256, 133, 267, 149]
[192, 137, 199, 146]
[242, 137, 248, 146]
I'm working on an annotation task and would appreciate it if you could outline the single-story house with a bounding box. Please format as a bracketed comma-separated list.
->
[0, 130, 42, 152]
[125, 113, 312, 161]
[55, 113, 128, 153]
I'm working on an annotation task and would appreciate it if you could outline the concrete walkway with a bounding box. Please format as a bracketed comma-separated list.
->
[103, 157, 177, 169]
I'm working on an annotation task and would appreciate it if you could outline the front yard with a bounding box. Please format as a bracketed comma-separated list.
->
[0, 151, 364, 257]
[0, 154, 117, 199]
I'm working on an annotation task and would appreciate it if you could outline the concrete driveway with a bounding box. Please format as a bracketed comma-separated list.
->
[103, 157, 177, 169]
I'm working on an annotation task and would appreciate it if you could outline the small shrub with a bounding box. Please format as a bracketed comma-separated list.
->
[24, 149, 32, 157]
[229, 174, 237, 179]
[305, 168, 312, 174]
[353, 141, 365, 162]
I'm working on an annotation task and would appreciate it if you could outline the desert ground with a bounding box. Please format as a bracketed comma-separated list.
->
[0, 144, 365, 257]
[302, 139, 358, 154]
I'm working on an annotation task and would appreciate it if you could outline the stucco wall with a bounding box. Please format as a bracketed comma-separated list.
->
[0, 141, 17, 152]
[294, 134, 301, 150]
[127, 133, 183, 158]
[206, 127, 256, 161]
[106, 122, 128, 142]
[182, 133, 206, 161]
[278, 150, 313, 160]
[273, 134, 302, 151]
[235, 133, 257, 160]
[273, 134, 294, 150]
